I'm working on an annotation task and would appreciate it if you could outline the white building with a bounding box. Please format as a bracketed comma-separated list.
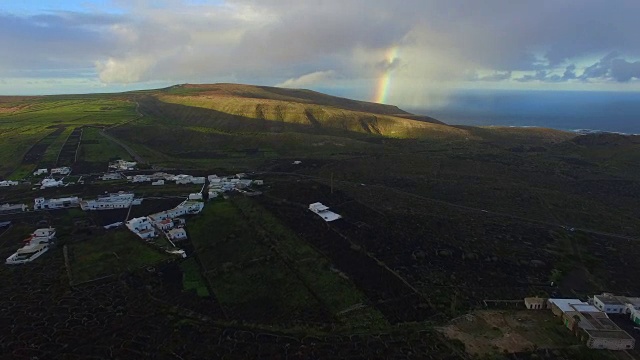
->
[40, 178, 64, 189]
[151, 179, 165, 186]
[0, 203, 27, 213]
[0, 180, 19, 187]
[126, 217, 156, 239]
[208, 191, 219, 199]
[33, 168, 48, 176]
[101, 173, 122, 181]
[131, 174, 151, 183]
[168, 228, 187, 241]
[109, 160, 137, 171]
[80, 192, 136, 210]
[309, 202, 342, 222]
[51, 167, 71, 175]
[34, 197, 80, 210]
[593, 293, 640, 314]
[189, 193, 203, 200]
[6, 227, 56, 265]
[155, 218, 174, 231]
[174, 174, 205, 185]
[254, 180, 264, 186]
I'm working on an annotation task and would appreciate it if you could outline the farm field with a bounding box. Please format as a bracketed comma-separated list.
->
[0, 97, 138, 177]
[67, 229, 173, 284]
[187, 198, 388, 331]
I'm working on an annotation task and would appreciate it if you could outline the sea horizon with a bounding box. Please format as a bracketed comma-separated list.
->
[409, 90, 640, 135]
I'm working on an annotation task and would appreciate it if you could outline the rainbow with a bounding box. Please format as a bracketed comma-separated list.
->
[373, 47, 399, 104]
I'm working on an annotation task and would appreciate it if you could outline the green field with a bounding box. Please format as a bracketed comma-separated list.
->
[77, 126, 133, 163]
[68, 229, 172, 284]
[0, 97, 138, 177]
[187, 199, 387, 330]
[180, 257, 210, 297]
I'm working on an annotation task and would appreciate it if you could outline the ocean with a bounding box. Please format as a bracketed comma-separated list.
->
[410, 90, 640, 134]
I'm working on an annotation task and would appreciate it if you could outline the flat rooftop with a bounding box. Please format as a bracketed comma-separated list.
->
[595, 294, 625, 305]
[548, 298, 588, 312]
[585, 329, 635, 340]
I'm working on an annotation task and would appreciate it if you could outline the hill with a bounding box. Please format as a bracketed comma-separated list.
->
[0, 83, 576, 175]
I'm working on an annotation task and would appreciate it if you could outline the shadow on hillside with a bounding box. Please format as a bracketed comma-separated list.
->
[134, 95, 400, 140]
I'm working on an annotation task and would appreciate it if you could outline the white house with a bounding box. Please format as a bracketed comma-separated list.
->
[51, 167, 71, 175]
[40, 178, 64, 189]
[6, 227, 56, 265]
[131, 174, 151, 183]
[192, 177, 206, 184]
[80, 192, 135, 210]
[126, 217, 157, 239]
[168, 228, 188, 241]
[593, 294, 626, 314]
[188, 193, 203, 200]
[151, 179, 165, 186]
[0, 203, 27, 213]
[254, 180, 264, 186]
[33, 168, 48, 176]
[208, 191, 219, 199]
[0, 180, 19, 187]
[593, 293, 640, 314]
[101, 173, 122, 181]
[155, 218, 174, 231]
[109, 160, 137, 171]
[34, 197, 80, 210]
[309, 202, 342, 222]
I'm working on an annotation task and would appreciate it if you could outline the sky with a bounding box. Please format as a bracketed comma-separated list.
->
[2, 0, 640, 108]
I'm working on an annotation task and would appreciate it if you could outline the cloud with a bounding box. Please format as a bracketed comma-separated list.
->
[276, 70, 337, 88]
[4, 0, 640, 98]
[95, 56, 155, 83]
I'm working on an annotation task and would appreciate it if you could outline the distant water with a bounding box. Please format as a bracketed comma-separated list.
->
[409, 90, 640, 134]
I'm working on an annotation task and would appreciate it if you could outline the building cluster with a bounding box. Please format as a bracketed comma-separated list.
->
[125, 199, 204, 257]
[80, 192, 141, 210]
[34, 197, 80, 210]
[309, 202, 342, 222]
[525, 294, 640, 350]
[207, 174, 263, 198]
[109, 160, 137, 171]
[101, 172, 122, 181]
[5, 227, 56, 265]
[0, 180, 19, 187]
[33, 167, 71, 177]
[128, 172, 206, 185]
[40, 178, 65, 189]
[0, 203, 27, 214]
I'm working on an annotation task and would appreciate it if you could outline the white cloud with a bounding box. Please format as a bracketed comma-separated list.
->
[4, 1, 640, 98]
[96, 56, 154, 83]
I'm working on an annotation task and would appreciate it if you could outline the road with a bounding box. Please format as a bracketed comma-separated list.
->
[99, 101, 147, 164]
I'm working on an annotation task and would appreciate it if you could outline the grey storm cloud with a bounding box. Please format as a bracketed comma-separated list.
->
[574, 52, 640, 82]
[2, 0, 640, 92]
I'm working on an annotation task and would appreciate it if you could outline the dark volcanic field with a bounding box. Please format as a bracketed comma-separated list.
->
[0, 248, 466, 359]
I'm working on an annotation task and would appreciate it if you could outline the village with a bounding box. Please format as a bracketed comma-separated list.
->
[6, 158, 640, 357]
[2, 159, 342, 267]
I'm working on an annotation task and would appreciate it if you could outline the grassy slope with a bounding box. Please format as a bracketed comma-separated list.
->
[156, 92, 470, 139]
[0, 97, 138, 177]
